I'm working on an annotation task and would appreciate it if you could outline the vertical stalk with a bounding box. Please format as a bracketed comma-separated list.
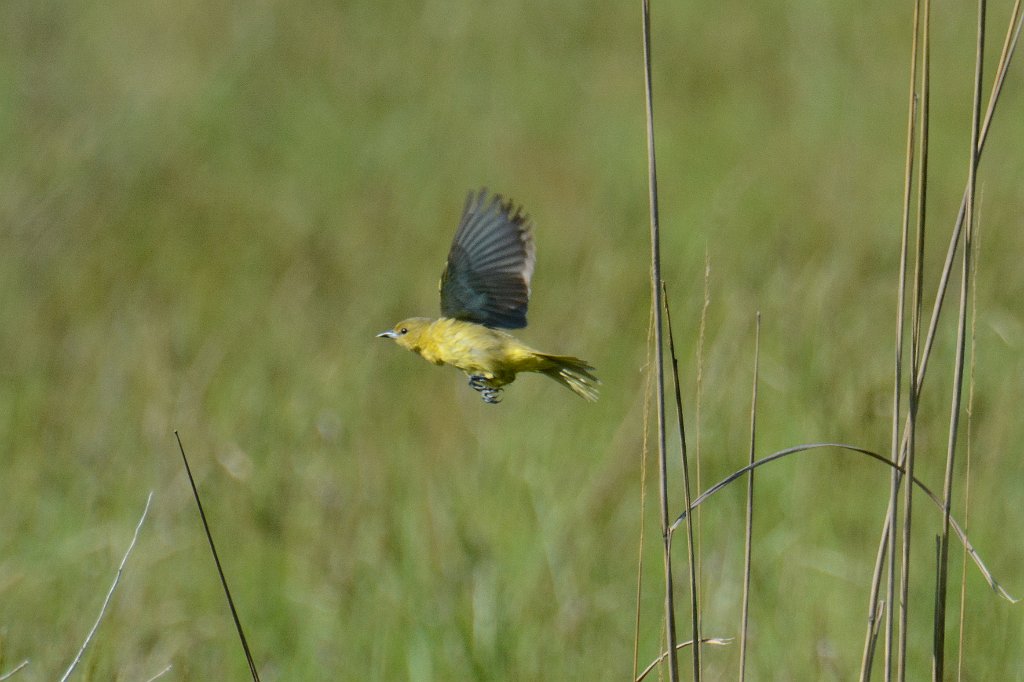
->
[640, 1, 679, 680]
[933, 1, 985, 678]
[664, 283, 702, 681]
[898, 0, 931, 677]
[738, 313, 761, 681]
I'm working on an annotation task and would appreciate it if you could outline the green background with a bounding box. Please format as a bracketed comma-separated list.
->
[1, 0, 1021, 679]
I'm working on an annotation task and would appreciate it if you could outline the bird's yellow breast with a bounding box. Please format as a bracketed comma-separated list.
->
[408, 318, 541, 382]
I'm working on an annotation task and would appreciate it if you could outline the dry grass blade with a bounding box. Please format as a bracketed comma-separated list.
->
[640, 0, 680, 679]
[955, 216, 982, 680]
[860, 3, 1023, 678]
[143, 664, 174, 681]
[635, 637, 732, 682]
[898, 0, 933, 675]
[869, 0, 923, 675]
[59, 492, 154, 682]
[664, 282, 702, 680]
[668, 443, 1016, 602]
[175, 432, 262, 682]
[932, 1, 985, 678]
[695, 249, 711, 611]
[738, 313, 760, 682]
[0, 661, 29, 681]
[632, 305, 657, 682]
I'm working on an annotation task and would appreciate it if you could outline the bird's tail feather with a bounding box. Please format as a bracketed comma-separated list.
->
[538, 354, 600, 401]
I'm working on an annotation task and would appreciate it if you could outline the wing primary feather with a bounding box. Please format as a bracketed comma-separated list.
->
[439, 189, 536, 329]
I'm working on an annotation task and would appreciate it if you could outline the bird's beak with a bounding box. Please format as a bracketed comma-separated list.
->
[376, 330, 398, 339]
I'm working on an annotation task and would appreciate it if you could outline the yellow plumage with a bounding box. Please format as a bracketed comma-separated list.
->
[379, 317, 598, 402]
[377, 190, 598, 404]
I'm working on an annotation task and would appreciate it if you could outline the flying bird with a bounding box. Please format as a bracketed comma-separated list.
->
[377, 189, 598, 404]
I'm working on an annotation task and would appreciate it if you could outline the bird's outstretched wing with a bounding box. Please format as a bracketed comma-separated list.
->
[439, 189, 536, 329]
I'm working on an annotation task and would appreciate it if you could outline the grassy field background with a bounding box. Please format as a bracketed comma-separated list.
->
[1, 0, 1022, 679]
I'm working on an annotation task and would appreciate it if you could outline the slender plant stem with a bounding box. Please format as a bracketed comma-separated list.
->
[933, 1, 985, 678]
[176, 432, 261, 682]
[633, 307, 657, 682]
[0, 661, 29, 682]
[695, 251, 711, 629]
[898, 0, 931, 675]
[860, 5, 1023, 679]
[738, 313, 760, 682]
[876, 0, 922, 677]
[955, 221, 981, 681]
[664, 283, 702, 681]
[640, 1, 679, 679]
[59, 492, 154, 682]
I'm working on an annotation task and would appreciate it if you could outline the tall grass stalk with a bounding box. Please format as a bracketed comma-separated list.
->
[640, 0, 680, 679]
[738, 313, 760, 682]
[955, 221, 981, 681]
[633, 308, 657, 682]
[860, 3, 1022, 677]
[932, 1, 985, 678]
[877, 0, 922, 675]
[664, 283, 702, 681]
[694, 250, 711, 621]
[175, 432, 261, 682]
[59, 492, 154, 682]
[898, 0, 932, 676]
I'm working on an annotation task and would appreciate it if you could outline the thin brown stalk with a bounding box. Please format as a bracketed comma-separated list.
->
[59, 492, 154, 682]
[664, 283, 702, 681]
[738, 312, 760, 682]
[695, 250, 710, 629]
[176, 432, 261, 682]
[633, 306, 657, 682]
[933, 2, 985, 678]
[870, 0, 922, 676]
[669, 442, 1015, 604]
[861, 3, 1023, 678]
[897, 0, 931, 676]
[955, 216, 981, 681]
[0, 661, 29, 682]
[640, 1, 679, 679]
[636, 638, 733, 682]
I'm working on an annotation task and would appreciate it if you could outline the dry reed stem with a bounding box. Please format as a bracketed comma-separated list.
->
[669, 443, 1015, 604]
[664, 283, 702, 680]
[175, 432, 261, 682]
[897, 0, 932, 675]
[932, 2, 985, 677]
[59, 491, 154, 682]
[860, 4, 1023, 678]
[955, 215, 981, 681]
[633, 304, 657, 682]
[640, 0, 680, 679]
[636, 637, 732, 682]
[0, 661, 29, 681]
[738, 313, 760, 682]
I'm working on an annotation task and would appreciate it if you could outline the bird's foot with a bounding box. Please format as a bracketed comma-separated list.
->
[468, 375, 503, 404]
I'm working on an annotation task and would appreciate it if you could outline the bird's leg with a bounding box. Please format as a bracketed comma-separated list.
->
[467, 374, 503, 404]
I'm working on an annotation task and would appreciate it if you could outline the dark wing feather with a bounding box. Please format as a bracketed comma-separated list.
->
[439, 189, 536, 329]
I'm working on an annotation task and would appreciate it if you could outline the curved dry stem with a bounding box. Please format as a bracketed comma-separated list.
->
[635, 637, 732, 682]
[669, 443, 1016, 603]
[0, 661, 29, 681]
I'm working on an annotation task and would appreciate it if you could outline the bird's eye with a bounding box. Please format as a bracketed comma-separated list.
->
[399, 327, 408, 334]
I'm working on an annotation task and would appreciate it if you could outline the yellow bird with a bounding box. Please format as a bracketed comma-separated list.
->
[377, 189, 598, 404]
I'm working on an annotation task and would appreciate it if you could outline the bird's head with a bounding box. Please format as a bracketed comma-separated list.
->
[376, 317, 432, 352]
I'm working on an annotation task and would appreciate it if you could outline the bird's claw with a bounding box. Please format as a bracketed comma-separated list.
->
[468, 375, 503, 404]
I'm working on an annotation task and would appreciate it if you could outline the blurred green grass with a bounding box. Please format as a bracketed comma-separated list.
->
[1, 0, 1021, 679]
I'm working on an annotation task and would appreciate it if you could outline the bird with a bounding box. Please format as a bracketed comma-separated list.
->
[377, 189, 598, 405]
